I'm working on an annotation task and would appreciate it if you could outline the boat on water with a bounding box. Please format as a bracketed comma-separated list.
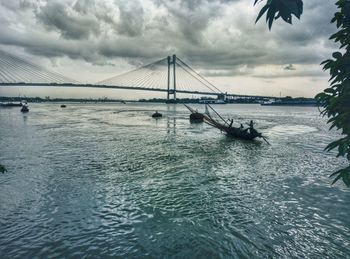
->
[152, 111, 162, 118]
[184, 104, 204, 123]
[202, 104, 270, 143]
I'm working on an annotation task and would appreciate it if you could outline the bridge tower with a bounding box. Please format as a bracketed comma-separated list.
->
[167, 55, 177, 102]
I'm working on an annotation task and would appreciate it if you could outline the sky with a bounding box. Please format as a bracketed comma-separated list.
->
[0, 0, 339, 99]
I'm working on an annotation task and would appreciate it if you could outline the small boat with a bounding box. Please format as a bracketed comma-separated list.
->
[152, 111, 162, 118]
[60, 104, 66, 108]
[21, 105, 29, 113]
[203, 104, 270, 144]
[184, 104, 204, 123]
[190, 112, 204, 122]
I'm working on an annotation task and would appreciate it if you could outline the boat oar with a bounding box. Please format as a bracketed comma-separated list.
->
[261, 135, 271, 145]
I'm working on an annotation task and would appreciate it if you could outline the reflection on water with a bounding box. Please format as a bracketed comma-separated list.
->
[0, 103, 349, 258]
[268, 124, 318, 136]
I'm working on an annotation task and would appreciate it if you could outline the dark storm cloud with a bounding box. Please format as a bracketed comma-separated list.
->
[0, 0, 34, 11]
[36, 1, 100, 40]
[274, 1, 337, 45]
[0, 0, 339, 79]
[253, 69, 327, 79]
[73, 0, 95, 14]
[115, 1, 145, 37]
[156, 0, 223, 44]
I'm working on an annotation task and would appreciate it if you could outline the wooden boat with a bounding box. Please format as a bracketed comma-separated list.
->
[152, 111, 162, 118]
[203, 104, 270, 143]
[184, 104, 204, 123]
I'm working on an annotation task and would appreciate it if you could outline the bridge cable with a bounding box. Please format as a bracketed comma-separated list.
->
[175, 62, 218, 93]
[176, 57, 223, 93]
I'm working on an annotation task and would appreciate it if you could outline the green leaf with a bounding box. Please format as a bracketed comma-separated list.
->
[324, 88, 336, 94]
[332, 52, 342, 59]
[331, 171, 343, 185]
[332, 172, 342, 184]
[344, 172, 350, 187]
[325, 140, 341, 151]
[321, 59, 331, 65]
[337, 142, 347, 157]
[255, 0, 303, 30]
[268, 16, 274, 30]
[285, 0, 302, 18]
[315, 92, 327, 99]
[327, 116, 337, 123]
[330, 166, 350, 186]
[322, 60, 333, 70]
[266, 5, 276, 30]
[255, 4, 269, 23]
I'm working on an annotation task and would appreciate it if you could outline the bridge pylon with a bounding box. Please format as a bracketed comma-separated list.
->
[167, 54, 177, 102]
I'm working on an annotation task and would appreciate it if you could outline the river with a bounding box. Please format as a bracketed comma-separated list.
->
[0, 103, 349, 258]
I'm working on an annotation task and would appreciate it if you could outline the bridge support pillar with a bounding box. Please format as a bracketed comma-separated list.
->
[166, 54, 177, 102]
[167, 56, 171, 100]
[173, 54, 176, 101]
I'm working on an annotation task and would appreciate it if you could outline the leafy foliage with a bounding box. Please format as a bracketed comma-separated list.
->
[317, 0, 350, 186]
[255, 0, 350, 186]
[254, 0, 303, 30]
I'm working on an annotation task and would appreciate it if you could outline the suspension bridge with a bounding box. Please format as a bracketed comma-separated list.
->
[0, 50, 269, 101]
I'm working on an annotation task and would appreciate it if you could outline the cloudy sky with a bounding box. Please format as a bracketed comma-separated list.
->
[0, 0, 338, 99]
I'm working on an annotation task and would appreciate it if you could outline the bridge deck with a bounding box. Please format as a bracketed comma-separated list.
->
[0, 83, 272, 99]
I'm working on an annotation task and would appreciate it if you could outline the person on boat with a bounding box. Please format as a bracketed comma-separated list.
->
[246, 120, 254, 134]
[229, 119, 234, 128]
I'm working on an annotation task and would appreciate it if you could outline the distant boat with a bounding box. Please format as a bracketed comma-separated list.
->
[184, 104, 204, 123]
[60, 104, 66, 108]
[152, 111, 162, 118]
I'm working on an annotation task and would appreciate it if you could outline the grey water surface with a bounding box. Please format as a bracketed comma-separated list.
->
[0, 103, 349, 258]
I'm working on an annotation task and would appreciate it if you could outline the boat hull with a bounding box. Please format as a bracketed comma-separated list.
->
[225, 128, 259, 140]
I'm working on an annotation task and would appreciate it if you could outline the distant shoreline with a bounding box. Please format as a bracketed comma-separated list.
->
[0, 96, 316, 106]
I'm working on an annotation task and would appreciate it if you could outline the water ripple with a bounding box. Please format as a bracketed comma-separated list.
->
[0, 103, 349, 258]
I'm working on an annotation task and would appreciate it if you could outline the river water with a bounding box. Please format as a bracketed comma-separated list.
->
[0, 103, 349, 258]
